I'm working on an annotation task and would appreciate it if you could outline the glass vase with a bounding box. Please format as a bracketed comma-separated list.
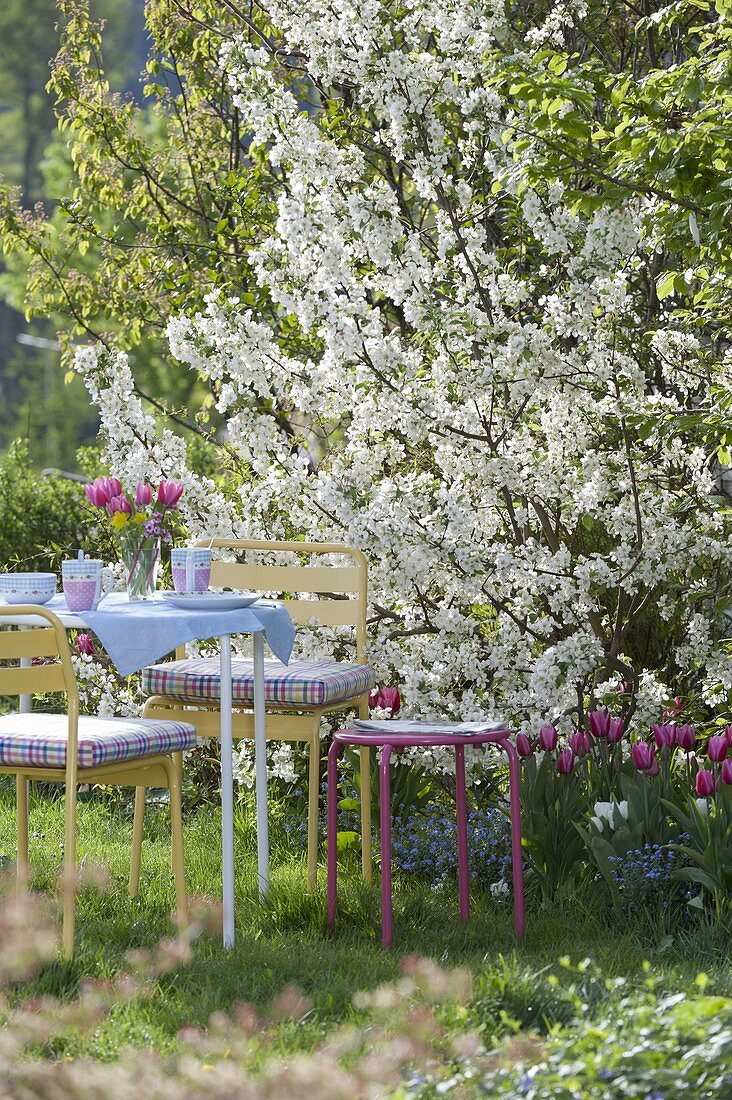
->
[121, 539, 160, 601]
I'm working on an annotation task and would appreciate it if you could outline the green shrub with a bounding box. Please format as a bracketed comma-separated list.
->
[0, 439, 95, 571]
[419, 965, 732, 1098]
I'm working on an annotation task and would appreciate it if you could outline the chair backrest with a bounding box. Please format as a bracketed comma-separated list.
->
[197, 539, 369, 660]
[0, 606, 79, 708]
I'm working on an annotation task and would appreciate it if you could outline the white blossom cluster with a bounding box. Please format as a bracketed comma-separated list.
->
[73, 2, 732, 757]
[72, 653, 141, 719]
[233, 740, 298, 787]
[72, 344, 238, 539]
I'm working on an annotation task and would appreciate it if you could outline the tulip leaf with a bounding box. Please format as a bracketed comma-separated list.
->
[671, 866, 718, 894]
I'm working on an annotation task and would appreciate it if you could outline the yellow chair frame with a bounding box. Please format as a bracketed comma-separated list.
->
[140, 539, 373, 888]
[0, 606, 186, 957]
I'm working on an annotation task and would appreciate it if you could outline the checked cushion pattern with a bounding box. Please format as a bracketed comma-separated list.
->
[0, 713, 197, 770]
[142, 658, 375, 708]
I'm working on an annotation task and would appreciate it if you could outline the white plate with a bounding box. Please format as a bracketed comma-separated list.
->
[0, 591, 55, 605]
[161, 591, 261, 611]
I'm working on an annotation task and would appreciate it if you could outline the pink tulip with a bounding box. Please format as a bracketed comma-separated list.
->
[103, 477, 122, 498]
[652, 723, 676, 749]
[677, 723, 696, 751]
[84, 479, 111, 507]
[568, 731, 590, 757]
[368, 686, 401, 715]
[606, 717, 624, 744]
[157, 480, 185, 508]
[515, 733, 533, 757]
[135, 482, 153, 506]
[725, 725, 732, 747]
[631, 741, 654, 771]
[647, 754, 660, 777]
[696, 769, 715, 797]
[708, 735, 728, 763]
[107, 493, 132, 515]
[557, 749, 574, 774]
[588, 709, 611, 740]
[538, 725, 557, 751]
[76, 633, 94, 656]
[721, 759, 732, 786]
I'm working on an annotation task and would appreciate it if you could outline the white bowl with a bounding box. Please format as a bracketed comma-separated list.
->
[0, 572, 57, 605]
[0, 590, 55, 605]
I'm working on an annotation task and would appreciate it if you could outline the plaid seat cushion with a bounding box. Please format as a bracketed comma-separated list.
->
[142, 658, 375, 708]
[0, 713, 197, 770]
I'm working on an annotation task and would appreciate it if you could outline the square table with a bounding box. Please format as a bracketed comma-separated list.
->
[4, 592, 295, 948]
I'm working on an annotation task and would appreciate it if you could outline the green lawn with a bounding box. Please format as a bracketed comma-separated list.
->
[0, 780, 729, 1078]
[1, 778, 726, 1060]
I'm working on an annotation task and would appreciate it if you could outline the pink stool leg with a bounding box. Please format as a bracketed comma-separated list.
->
[326, 738, 343, 934]
[455, 744, 470, 922]
[503, 739, 525, 938]
[379, 743, 394, 947]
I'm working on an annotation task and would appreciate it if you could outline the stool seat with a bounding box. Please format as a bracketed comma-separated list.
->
[327, 724, 525, 946]
[332, 728, 511, 747]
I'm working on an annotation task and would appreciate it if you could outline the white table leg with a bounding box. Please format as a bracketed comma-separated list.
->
[253, 629, 269, 897]
[219, 633, 235, 948]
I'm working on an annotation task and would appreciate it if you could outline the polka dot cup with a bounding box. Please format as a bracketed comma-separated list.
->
[171, 548, 211, 595]
[62, 560, 115, 613]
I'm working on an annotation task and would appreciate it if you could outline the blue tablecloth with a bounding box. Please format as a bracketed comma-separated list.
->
[42, 593, 295, 677]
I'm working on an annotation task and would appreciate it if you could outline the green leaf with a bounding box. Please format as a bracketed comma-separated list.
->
[336, 830, 359, 852]
[656, 271, 677, 300]
[671, 866, 717, 892]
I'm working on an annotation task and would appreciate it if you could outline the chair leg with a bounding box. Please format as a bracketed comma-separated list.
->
[129, 786, 146, 899]
[306, 730, 320, 891]
[62, 782, 77, 958]
[165, 757, 187, 928]
[171, 750, 184, 874]
[359, 694, 372, 884]
[16, 776, 28, 895]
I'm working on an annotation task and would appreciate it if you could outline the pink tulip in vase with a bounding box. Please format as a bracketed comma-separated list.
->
[84, 477, 185, 601]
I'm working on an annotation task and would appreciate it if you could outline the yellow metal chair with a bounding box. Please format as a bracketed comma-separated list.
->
[0, 606, 195, 956]
[138, 539, 375, 888]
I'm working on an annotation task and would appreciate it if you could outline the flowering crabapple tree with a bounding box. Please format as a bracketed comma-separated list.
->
[73, 1, 732, 740]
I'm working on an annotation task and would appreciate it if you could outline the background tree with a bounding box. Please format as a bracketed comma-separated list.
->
[0, 0, 283, 463]
[0, 0, 60, 203]
[0, 0, 145, 466]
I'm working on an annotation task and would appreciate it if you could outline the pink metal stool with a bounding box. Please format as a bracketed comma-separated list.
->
[326, 728, 525, 947]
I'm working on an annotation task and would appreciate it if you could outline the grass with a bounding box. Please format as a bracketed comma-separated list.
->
[0, 781, 730, 1065]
